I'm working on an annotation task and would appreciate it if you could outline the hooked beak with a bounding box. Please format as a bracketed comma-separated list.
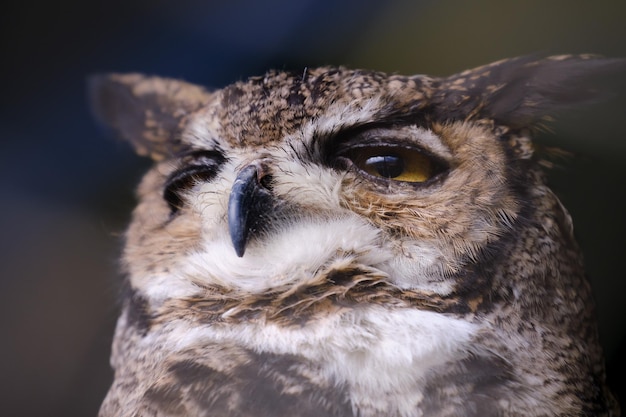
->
[227, 164, 273, 257]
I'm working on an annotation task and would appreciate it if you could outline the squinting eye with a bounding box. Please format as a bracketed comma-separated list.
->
[346, 146, 437, 183]
[163, 150, 225, 214]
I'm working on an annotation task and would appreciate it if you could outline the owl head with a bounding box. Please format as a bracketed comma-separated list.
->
[90, 55, 621, 311]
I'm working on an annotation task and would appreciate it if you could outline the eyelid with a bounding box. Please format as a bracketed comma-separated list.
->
[330, 125, 451, 162]
[163, 150, 226, 213]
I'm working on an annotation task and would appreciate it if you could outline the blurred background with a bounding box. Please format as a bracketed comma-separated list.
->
[1, 1, 625, 415]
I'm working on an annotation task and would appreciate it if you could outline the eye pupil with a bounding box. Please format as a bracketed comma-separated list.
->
[341, 144, 441, 183]
[364, 155, 404, 178]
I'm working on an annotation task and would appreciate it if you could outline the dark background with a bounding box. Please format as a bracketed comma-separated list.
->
[1, 1, 625, 416]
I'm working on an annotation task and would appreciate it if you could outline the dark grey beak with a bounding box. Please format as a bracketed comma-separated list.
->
[228, 164, 273, 257]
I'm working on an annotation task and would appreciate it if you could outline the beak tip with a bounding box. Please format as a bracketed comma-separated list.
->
[228, 218, 248, 258]
[234, 243, 246, 258]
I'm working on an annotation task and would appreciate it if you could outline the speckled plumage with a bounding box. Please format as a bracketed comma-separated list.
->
[91, 55, 622, 416]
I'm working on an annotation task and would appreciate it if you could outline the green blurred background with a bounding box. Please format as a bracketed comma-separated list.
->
[1, 1, 625, 415]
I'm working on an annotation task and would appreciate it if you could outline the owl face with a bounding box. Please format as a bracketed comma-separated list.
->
[99, 67, 527, 304]
[91, 56, 622, 416]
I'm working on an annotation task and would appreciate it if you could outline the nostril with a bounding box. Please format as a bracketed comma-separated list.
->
[249, 159, 274, 190]
[258, 173, 273, 190]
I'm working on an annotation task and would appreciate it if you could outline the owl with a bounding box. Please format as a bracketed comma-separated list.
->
[90, 55, 622, 417]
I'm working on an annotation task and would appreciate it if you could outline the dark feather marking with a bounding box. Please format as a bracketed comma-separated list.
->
[145, 348, 352, 417]
[143, 385, 186, 415]
[421, 353, 517, 417]
[125, 287, 153, 336]
[154, 265, 461, 328]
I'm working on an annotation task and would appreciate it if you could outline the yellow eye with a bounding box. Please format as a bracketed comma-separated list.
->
[347, 146, 436, 183]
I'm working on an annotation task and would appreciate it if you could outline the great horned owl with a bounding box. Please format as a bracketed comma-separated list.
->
[90, 55, 622, 417]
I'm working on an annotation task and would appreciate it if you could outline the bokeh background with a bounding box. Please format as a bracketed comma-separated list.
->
[1, 1, 625, 416]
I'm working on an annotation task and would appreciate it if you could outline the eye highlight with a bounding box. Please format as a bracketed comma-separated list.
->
[344, 146, 438, 183]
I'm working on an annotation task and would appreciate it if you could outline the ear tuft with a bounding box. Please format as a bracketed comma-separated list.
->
[88, 73, 212, 160]
[433, 55, 626, 129]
